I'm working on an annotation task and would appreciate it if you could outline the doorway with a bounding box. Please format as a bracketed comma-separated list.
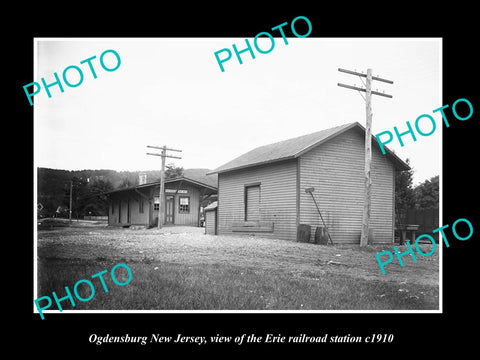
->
[165, 195, 175, 224]
[245, 185, 260, 221]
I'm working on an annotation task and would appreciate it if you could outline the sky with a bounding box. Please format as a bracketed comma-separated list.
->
[34, 38, 441, 185]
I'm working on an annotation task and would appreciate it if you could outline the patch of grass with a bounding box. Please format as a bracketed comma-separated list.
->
[36, 258, 438, 311]
[37, 219, 71, 230]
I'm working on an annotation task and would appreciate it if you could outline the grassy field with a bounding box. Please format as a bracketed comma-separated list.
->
[36, 220, 439, 311]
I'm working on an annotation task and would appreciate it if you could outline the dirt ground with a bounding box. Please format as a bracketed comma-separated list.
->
[36, 221, 439, 287]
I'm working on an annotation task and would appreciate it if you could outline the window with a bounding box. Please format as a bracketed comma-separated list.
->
[139, 197, 144, 213]
[154, 196, 160, 211]
[179, 196, 190, 213]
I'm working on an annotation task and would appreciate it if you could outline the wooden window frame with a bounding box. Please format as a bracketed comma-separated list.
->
[179, 196, 190, 214]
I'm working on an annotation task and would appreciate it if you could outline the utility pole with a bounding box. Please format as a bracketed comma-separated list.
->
[338, 68, 393, 246]
[146, 145, 182, 229]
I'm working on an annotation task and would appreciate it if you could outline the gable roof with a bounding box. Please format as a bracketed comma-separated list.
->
[103, 175, 217, 196]
[209, 122, 409, 174]
[182, 168, 218, 189]
[204, 201, 218, 211]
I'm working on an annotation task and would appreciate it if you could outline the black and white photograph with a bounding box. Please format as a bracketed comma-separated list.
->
[34, 37, 441, 314]
[16, 7, 479, 355]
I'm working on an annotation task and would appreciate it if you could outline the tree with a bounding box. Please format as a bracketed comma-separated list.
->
[83, 179, 114, 216]
[414, 175, 439, 209]
[395, 158, 415, 223]
[165, 163, 183, 180]
[120, 177, 132, 188]
[62, 177, 89, 219]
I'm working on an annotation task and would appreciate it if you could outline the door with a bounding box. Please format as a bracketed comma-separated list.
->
[165, 195, 174, 224]
[245, 185, 260, 221]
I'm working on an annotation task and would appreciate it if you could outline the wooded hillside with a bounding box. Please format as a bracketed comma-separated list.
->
[37, 167, 218, 218]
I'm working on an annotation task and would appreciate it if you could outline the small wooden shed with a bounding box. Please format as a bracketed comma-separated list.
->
[208, 122, 409, 244]
[204, 201, 218, 235]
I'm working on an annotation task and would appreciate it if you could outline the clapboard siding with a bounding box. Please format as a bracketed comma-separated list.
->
[169, 184, 201, 226]
[370, 145, 395, 242]
[245, 185, 260, 221]
[108, 190, 150, 226]
[108, 184, 201, 227]
[217, 160, 297, 240]
[299, 128, 394, 244]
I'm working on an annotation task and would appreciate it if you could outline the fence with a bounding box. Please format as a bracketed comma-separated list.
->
[83, 215, 108, 221]
[397, 207, 439, 242]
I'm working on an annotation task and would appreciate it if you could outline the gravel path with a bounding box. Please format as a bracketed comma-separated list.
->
[37, 225, 439, 287]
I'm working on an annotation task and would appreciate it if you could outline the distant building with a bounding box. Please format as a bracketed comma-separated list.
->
[204, 201, 218, 235]
[105, 175, 217, 227]
[138, 173, 147, 185]
[208, 122, 409, 244]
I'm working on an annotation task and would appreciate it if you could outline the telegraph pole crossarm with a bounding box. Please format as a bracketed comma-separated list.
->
[338, 68, 394, 84]
[146, 152, 182, 159]
[147, 145, 183, 152]
[337, 83, 393, 98]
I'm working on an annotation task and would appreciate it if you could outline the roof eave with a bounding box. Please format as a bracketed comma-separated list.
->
[352, 122, 410, 171]
[170, 176, 218, 191]
[293, 122, 360, 158]
[209, 121, 410, 174]
[209, 155, 297, 175]
[101, 176, 217, 196]
[388, 154, 411, 171]
[371, 139, 410, 171]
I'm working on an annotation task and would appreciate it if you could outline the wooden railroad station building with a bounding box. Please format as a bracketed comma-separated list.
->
[105, 175, 217, 228]
[208, 122, 409, 244]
